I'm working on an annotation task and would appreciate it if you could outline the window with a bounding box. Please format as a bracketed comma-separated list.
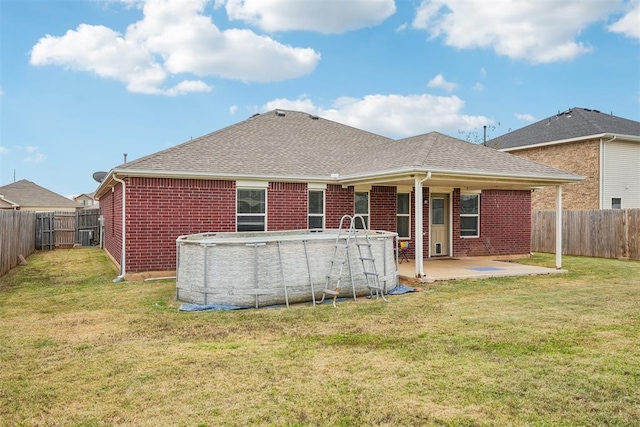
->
[431, 198, 444, 225]
[308, 190, 324, 229]
[237, 188, 266, 231]
[354, 191, 369, 229]
[612, 198, 622, 209]
[460, 193, 480, 237]
[396, 193, 410, 238]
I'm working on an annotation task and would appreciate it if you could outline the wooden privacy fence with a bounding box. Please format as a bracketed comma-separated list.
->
[0, 210, 36, 276]
[532, 209, 640, 260]
[36, 209, 101, 250]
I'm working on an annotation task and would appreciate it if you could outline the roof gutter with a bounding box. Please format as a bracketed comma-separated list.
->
[94, 161, 584, 200]
[112, 175, 126, 283]
[338, 166, 584, 185]
[500, 133, 640, 152]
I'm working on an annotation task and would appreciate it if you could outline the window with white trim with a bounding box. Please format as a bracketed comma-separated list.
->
[354, 191, 369, 229]
[460, 193, 480, 237]
[308, 190, 324, 229]
[612, 198, 622, 209]
[237, 188, 266, 231]
[396, 193, 410, 238]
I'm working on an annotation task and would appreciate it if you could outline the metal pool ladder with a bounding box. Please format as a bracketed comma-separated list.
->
[320, 214, 387, 307]
[352, 215, 388, 302]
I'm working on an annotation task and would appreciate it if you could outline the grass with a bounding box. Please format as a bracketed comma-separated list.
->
[1, 249, 639, 426]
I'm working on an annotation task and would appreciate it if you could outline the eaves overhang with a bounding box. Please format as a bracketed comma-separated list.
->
[94, 168, 341, 199]
[95, 165, 584, 200]
[500, 133, 640, 152]
[0, 195, 20, 208]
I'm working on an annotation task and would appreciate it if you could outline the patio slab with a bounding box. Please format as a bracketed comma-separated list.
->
[397, 258, 566, 283]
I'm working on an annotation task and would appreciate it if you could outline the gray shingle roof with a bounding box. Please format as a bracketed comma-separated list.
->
[341, 132, 579, 179]
[487, 107, 640, 150]
[0, 180, 79, 208]
[106, 109, 581, 186]
[119, 110, 392, 178]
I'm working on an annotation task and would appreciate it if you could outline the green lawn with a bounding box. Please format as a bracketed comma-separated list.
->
[1, 249, 638, 426]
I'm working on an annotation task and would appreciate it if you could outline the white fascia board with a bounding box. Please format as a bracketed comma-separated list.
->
[94, 168, 338, 199]
[339, 166, 584, 185]
[94, 163, 586, 200]
[501, 133, 640, 152]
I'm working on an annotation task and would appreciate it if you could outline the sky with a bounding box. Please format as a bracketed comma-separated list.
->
[1, 0, 639, 198]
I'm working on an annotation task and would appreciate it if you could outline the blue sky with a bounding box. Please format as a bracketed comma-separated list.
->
[1, 0, 639, 197]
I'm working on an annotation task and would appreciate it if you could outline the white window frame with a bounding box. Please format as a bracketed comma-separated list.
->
[354, 191, 370, 229]
[396, 192, 411, 239]
[460, 192, 480, 238]
[308, 190, 325, 229]
[611, 197, 622, 209]
[236, 187, 267, 232]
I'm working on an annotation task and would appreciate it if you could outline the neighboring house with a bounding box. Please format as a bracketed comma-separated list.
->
[487, 108, 640, 210]
[94, 109, 582, 278]
[74, 192, 99, 210]
[0, 180, 79, 212]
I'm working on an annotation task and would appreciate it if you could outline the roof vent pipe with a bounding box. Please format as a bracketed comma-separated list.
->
[123, 153, 128, 164]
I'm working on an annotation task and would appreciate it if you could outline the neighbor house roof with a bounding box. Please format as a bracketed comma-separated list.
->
[487, 107, 640, 150]
[0, 180, 79, 209]
[96, 109, 583, 198]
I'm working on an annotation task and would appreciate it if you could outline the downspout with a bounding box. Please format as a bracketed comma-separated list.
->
[112, 175, 126, 282]
[414, 172, 431, 278]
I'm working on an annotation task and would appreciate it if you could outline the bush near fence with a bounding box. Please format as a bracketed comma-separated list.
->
[0, 210, 37, 276]
[532, 209, 640, 260]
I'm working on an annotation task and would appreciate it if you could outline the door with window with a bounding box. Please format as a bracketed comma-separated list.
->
[430, 194, 449, 256]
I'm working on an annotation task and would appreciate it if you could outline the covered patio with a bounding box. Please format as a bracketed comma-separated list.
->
[396, 257, 566, 284]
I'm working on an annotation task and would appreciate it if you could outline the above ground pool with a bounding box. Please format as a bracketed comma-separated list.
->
[175, 228, 398, 308]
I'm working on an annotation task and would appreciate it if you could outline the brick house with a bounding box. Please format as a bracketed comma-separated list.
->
[94, 109, 581, 279]
[487, 108, 640, 210]
[0, 180, 79, 212]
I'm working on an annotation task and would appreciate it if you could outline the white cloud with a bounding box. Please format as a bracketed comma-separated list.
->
[472, 82, 484, 91]
[0, 146, 9, 155]
[607, 2, 640, 40]
[229, 105, 239, 114]
[21, 146, 46, 163]
[412, 0, 621, 63]
[515, 112, 535, 122]
[262, 93, 492, 138]
[30, 0, 320, 95]
[479, 67, 486, 78]
[396, 22, 408, 32]
[164, 80, 212, 96]
[221, 0, 396, 33]
[427, 73, 457, 92]
[0, 86, 4, 97]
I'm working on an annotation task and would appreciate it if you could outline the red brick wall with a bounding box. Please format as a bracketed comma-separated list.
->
[370, 186, 396, 231]
[100, 184, 122, 269]
[326, 184, 354, 228]
[453, 189, 531, 257]
[101, 178, 532, 274]
[268, 182, 307, 230]
[124, 177, 236, 272]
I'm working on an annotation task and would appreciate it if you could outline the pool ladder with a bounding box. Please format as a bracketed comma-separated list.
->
[320, 214, 388, 307]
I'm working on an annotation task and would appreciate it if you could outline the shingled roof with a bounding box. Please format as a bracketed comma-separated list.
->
[0, 180, 78, 209]
[96, 109, 582, 197]
[118, 110, 392, 178]
[487, 107, 640, 150]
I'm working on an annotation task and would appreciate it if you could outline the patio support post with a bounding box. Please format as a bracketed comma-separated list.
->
[555, 185, 562, 269]
[414, 173, 430, 277]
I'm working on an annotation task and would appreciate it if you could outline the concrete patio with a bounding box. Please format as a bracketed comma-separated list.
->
[397, 257, 566, 283]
